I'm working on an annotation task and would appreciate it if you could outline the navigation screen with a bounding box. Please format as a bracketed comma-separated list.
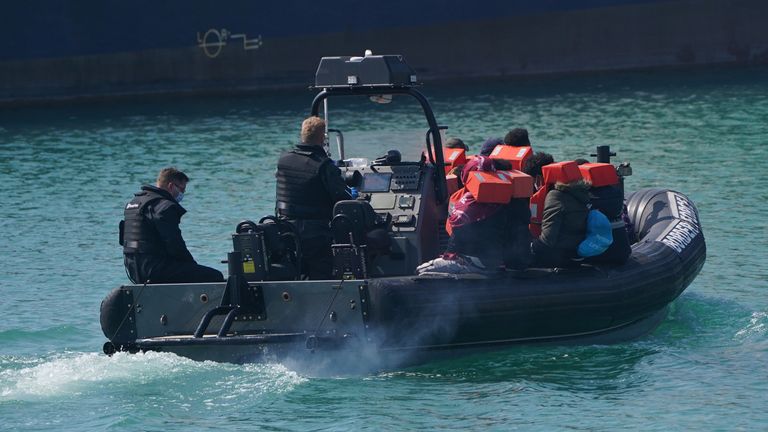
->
[361, 173, 392, 192]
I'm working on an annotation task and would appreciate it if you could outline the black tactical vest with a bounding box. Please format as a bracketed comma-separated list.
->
[121, 189, 168, 254]
[275, 147, 334, 219]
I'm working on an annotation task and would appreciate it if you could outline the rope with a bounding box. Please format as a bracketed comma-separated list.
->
[109, 278, 150, 343]
[312, 278, 345, 337]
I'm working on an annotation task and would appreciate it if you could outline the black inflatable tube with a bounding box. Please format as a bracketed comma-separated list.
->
[99, 188, 705, 355]
[366, 188, 705, 349]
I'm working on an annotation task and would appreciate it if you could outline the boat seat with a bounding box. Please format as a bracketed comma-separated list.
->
[331, 200, 391, 253]
[330, 200, 392, 279]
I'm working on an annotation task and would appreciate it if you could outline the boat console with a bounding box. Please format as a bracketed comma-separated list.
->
[230, 53, 449, 281]
[314, 54, 449, 279]
[332, 159, 446, 278]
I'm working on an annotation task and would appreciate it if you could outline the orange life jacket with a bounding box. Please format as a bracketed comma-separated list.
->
[496, 170, 534, 198]
[489, 145, 533, 170]
[442, 148, 467, 174]
[529, 187, 548, 237]
[577, 162, 619, 187]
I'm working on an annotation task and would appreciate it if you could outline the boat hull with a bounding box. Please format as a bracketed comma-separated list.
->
[100, 188, 705, 368]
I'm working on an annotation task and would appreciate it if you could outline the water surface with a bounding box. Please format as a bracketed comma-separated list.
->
[1, 66, 767, 431]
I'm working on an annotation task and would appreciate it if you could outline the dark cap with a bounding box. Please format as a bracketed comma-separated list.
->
[445, 137, 467, 150]
[480, 137, 503, 156]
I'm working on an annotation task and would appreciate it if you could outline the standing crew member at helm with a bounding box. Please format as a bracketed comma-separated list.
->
[121, 167, 224, 284]
[275, 116, 352, 279]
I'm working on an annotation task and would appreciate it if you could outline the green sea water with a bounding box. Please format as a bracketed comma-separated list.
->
[1, 66, 767, 431]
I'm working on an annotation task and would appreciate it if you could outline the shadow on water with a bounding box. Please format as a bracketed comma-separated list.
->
[653, 292, 768, 348]
[379, 291, 766, 390]
[386, 344, 660, 394]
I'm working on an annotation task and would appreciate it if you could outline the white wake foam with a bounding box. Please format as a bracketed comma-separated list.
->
[0, 351, 307, 401]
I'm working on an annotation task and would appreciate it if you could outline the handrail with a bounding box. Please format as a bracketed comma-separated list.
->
[310, 87, 448, 203]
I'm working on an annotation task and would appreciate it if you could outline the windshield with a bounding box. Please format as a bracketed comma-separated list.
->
[320, 96, 445, 163]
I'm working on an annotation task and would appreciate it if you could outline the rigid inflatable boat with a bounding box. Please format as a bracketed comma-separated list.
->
[100, 54, 705, 369]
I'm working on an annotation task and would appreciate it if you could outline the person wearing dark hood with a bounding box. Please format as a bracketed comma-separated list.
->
[121, 167, 224, 284]
[503, 128, 531, 147]
[479, 137, 503, 156]
[531, 177, 591, 267]
[275, 116, 352, 279]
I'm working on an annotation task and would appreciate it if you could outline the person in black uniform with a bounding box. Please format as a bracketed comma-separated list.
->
[121, 167, 224, 284]
[275, 116, 352, 279]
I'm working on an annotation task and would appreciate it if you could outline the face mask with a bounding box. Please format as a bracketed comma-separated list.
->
[171, 183, 185, 203]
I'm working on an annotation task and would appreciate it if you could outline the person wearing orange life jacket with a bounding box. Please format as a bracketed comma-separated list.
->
[575, 158, 632, 265]
[479, 137, 503, 156]
[522, 151, 555, 192]
[444, 137, 469, 181]
[442, 156, 531, 271]
[503, 128, 532, 147]
[445, 137, 468, 151]
[530, 173, 591, 268]
[522, 151, 555, 238]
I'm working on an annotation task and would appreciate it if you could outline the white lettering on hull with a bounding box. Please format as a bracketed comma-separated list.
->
[660, 192, 701, 253]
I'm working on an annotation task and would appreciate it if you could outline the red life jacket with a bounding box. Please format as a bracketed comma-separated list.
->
[577, 162, 619, 187]
[446, 156, 506, 236]
[529, 187, 548, 238]
[489, 145, 533, 170]
[443, 148, 467, 174]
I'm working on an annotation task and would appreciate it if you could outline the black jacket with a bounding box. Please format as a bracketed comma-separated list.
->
[539, 180, 591, 254]
[122, 185, 194, 263]
[275, 144, 351, 221]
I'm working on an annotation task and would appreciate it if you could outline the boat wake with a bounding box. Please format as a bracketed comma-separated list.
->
[0, 351, 306, 402]
[735, 311, 768, 341]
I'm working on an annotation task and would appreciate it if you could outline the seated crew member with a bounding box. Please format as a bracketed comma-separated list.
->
[122, 167, 224, 284]
[444, 157, 531, 271]
[531, 176, 591, 268]
[503, 128, 532, 147]
[275, 116, 352, 280]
